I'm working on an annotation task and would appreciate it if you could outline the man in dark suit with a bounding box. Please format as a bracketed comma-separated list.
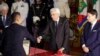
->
[0, 4, 12, 32]
[1, 12, 36, 56]
[82, 9, 100, 56]
[37, 8, 70, 54]
[0, 4, 12, 51]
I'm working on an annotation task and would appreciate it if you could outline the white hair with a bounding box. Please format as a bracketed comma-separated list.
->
[50, 8, 60, 16]
[1, 3, 9, 10]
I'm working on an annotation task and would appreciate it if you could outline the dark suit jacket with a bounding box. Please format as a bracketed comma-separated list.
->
[41, 17, 70, 53]
[0, 15, 12, 50]
[82, 21, 100, 56]
[2, 23, 35, 56]
[0, 15, 12, 30]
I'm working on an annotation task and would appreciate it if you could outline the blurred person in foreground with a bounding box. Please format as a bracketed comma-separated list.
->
[1, 12, 36, 56]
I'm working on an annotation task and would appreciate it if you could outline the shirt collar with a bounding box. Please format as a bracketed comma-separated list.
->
[91, 19, 97, 25]
[91, 19, 97, 28]
[56, 18, 60, 22]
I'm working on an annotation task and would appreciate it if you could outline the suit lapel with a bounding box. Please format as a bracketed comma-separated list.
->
[50, 21, 56, 35]
[56, 19, 62, 31]
[50, 18, 62, 36]
[5, 16, 9, 25]
[85, 23, 92, 41]
[91, 22, 98, 32]
[0, 16, 4, 26]
[86, 22, 99, 42]
[87, 22, 99, 43]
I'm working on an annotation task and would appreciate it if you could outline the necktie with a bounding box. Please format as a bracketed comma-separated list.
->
[55, 21, 58, 27]
[3, 16, 6, 26]
[55, 21, 58, 32]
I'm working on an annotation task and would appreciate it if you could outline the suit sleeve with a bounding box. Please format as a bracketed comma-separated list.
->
[87, 28, 100, 51]
[81, 27, 85, 45]
[40, 22, 51, 40]
[81, 22, 89, 46]
[24, 28, 36, 43]
[62, 20, 70, 50]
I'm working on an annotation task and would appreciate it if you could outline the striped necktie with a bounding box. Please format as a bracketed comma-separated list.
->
[3, 16, 6, 26]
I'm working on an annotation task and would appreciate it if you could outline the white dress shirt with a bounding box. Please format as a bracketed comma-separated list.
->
[91, 19, 97, 30]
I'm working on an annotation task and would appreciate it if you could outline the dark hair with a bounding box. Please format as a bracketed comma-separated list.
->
[88, 9, 98, 18]
[11, 12, 20, 22]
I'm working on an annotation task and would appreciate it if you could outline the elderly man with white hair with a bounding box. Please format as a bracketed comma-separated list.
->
[0, 4, 12, 32]
[37, 8, 70, 54]
[0, 0, 8, 15]
[0, 3, 12, 53]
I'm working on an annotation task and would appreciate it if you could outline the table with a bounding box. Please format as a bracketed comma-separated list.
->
[29, 47, 71, 56]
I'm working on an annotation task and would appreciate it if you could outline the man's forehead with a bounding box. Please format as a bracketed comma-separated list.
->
[51, 12, 58, 14]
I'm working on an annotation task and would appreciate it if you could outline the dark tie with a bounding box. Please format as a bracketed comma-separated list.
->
[55, 21, 58, 26]
[90, 24, 93, 31]
[55, 21, 58, 32]
[3, 16, 6, 26]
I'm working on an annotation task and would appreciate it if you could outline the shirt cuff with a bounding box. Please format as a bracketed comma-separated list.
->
[82, 44, 86, 48]
[61, 47, 65, 50]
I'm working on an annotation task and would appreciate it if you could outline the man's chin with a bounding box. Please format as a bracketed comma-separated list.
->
[87, 20, 91, 23]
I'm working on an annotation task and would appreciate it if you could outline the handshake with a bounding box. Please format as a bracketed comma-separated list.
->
[37, 36, 43, 43]
[37, 36, 65, 53]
